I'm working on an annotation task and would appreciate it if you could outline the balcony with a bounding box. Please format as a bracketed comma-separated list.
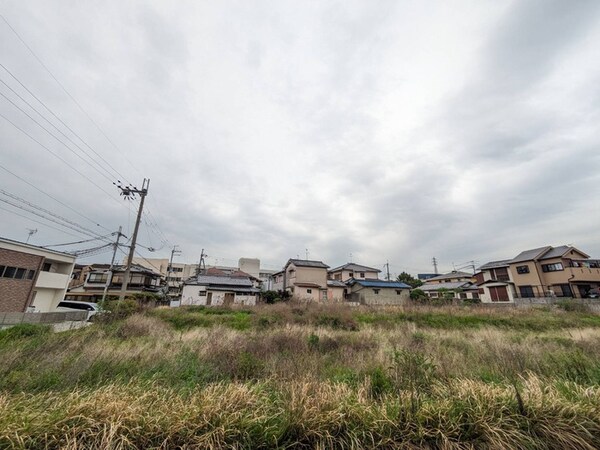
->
[36, 271, 70, 290]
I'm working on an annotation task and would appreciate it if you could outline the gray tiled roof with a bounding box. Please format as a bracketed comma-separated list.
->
[185, 275, 253, 287]
[510, 246, 551, 263]
[423, 271, 473, 282]
[538, 245, 573, 260]
[420, 281, 474, 291]
[327, 280, 347, 288]
[328, 263, 381, 273]
[478, 260, 512, 270]
[286, 259, 329, 269]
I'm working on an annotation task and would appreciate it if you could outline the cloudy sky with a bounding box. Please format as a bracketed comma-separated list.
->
[1, 0, 599, 275]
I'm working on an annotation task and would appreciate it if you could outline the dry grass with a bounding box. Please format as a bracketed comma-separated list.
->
[1, 377, 600, 449]
[1, 304, 600, 448]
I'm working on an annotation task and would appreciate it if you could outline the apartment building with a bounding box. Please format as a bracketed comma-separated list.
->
[0, 237, 75, 312]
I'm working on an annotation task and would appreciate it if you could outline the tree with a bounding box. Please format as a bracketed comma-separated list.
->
[396, 272, 423, 289]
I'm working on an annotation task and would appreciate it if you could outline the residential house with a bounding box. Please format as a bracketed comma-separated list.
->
[328, 263, 381, 282]
[130, 257, 196, 298]
[327, 279, 347, 302]
[181, 271, 260, 306]
[506, 245, 600, 298]
[65, 264, 162, 302]
[474, 260, 516, 303]
[0, 237, 76, 312]
[346, 279, 411, 305]
[282, 259, 329, 301]
[271, 270, 284, 291]
[420, 271, 480, 301]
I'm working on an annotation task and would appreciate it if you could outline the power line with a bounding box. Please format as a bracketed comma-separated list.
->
[0, 13, 143, 180]
[0, 163, 111, 233]
[42, 234, 115, 248]
[0, 204, 80, 238]
[0, 189, 114, 242]
[0, 62, 132, 184]
[0, 89, 115, 184]
[0, 112, 125, 208]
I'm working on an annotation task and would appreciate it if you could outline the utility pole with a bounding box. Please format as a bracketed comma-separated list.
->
[115, 178, 149, 301]
[102, 226, 126, 303]
[305, 248, 309, 260]
[196, 248, 207, 275]
[432, 257, 438, 275]
[167, 245, 182, 296]
[385, 261, 390, 281]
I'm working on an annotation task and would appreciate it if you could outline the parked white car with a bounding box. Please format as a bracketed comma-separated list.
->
[56, 301, 100, 321]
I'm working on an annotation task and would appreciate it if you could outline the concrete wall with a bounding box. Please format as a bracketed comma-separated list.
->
[286, 264, 327, 289]
[291, 285, 325, 302]
[327, 286, 345, 302]
[350, 286, 409, 306]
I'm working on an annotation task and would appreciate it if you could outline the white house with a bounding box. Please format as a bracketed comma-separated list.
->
[181, 272, 260, 306]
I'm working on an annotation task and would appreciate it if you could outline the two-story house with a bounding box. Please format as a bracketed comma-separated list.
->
[419, 271, 480, 301]
[282, 259, 329, 301]
[474, 260, 516, 302]
[0, 237, 76, 312]
[66, 264, 162, 302]
[507, 245, 600, 299]
[328, 263, 381, 282]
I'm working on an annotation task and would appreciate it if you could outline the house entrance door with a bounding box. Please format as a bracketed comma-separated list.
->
[224, 293, 234, 305]
[206, 292, 212, 306]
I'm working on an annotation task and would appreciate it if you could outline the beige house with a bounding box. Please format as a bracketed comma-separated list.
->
[328, 263, 381, 282]
[327, 279, 347, 302]
[420, 271, 479, 301]
[346, 279, 411, 305]
[506, 245, 600, 298]
[282, 259, 329, 301]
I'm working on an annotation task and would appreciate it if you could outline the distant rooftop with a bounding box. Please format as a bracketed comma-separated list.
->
[478, 260, 512, 271]
[328, 263, 381, 273]
[286, 259, 329, 269]
[422, 271, 473, 282]
[349, 279, 411, 289]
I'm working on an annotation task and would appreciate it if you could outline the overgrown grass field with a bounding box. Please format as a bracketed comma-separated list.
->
[2, 303, 600, 448]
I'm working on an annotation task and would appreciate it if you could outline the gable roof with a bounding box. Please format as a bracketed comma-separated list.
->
[328, 263, 381, 273]
[510, 246, 552, 263]
[420, 281, 476, 291]
[539, 245, 589, 260]
[423, 271, 473, 282]
[185, 274, 254, 287]
[478, 260, 512, 270]
[348, 279, 411, 289]
[285, 259, 329, 269]
[327, 280, 347, 288]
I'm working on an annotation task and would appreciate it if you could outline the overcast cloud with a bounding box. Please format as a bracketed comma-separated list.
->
[1, 0, 599, 275]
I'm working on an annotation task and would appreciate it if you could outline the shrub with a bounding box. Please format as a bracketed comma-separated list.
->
[410, 288, 427, 302]
[98, 299, 141, 320]
[556, 300, 590, 313]
[0, 323, 51, 342]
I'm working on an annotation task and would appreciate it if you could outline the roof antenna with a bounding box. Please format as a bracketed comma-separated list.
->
[26, 228, 37, 243]
[349, 252, 353, 263]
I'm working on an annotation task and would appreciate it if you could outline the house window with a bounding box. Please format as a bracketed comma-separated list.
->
[516, 265, 529, 274]
[459, 293, 467, 299]
[519, 285, 535, 298]
[42, 262, 52, 272]
[395, 290, 403, 295]
[3, 266, 17, 278]
[88, 273, 108, 283]
[27, 270, 35, 280]
[199, 291, 206, 296]
[360, 272, 365, 278]
[349, 272, 354, 278]
[542, 263, 563, 273]
[15, 268, 26, 279]
[373, 289, 380, 294]
[472, 292, 479, 299]
[307, 288, 312, 294]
